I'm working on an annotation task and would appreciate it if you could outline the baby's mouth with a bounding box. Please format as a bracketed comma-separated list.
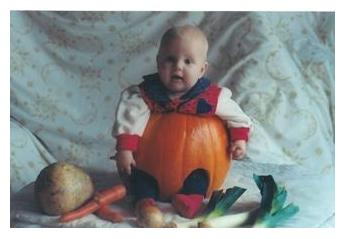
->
[171, 75, 183, 80]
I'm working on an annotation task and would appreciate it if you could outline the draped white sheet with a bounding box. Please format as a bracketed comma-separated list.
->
[10, 11, 334, 227]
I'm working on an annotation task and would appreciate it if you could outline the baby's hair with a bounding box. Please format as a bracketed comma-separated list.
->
[158, 25, 209, 58]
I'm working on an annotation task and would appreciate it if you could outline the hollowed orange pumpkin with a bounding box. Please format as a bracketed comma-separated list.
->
[136, 112, 231, 201]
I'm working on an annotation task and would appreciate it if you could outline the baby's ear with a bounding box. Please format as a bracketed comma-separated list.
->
[200, 61, 208, 77]
[156, 55, 162, 70]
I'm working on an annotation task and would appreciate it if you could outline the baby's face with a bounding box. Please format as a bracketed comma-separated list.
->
[157, 36, 208, 98]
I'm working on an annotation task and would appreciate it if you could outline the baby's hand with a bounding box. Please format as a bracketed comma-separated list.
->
[114, 150, 136, 175]
[230, 140, 247, 160]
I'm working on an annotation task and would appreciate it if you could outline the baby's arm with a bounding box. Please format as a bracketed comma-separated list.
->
[114, 150, 136, 175]
[215, 87, 252, 160]
[230, 139, 247, 160]
[112, 86, 150, 174]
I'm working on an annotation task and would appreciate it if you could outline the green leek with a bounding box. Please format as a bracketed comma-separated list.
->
[252, 174, 299, 227]
[175, 174, 299, 228]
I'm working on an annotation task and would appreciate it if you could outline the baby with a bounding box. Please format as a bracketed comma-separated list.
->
[112, 25, 252, 226]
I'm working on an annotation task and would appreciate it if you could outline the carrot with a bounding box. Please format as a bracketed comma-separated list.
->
[95, 205, 124, 223]
[59, 201, 99, 223]
[94, 185, 126, 206]
[59, 184, 127, 223]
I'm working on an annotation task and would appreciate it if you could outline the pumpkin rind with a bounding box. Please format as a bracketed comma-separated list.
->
[136, 113, 231, 201]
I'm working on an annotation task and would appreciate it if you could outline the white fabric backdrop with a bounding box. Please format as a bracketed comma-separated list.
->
[10, 11, 334, 227]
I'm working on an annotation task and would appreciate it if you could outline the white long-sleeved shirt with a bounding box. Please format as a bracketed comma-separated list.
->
[112, 84, 252, 151]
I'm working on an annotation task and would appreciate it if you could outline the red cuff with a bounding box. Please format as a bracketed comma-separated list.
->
[230, 127, 250, 142]
[116, 134, 141, 151]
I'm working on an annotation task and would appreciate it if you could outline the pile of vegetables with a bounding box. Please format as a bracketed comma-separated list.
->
[44, 171, 298, 227]
[177, 174, 299, 228]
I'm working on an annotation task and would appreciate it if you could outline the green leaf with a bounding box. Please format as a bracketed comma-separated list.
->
[271, 203, 300, 223]
[253, 174, 277, 212]
[205, 186, 246, 220]
[271, 186, 287, 213]
[217, 187, 247, 213]
[253, 174, 299, 227]
[203, 189, 224, 215]
[255, 203, 299, 227]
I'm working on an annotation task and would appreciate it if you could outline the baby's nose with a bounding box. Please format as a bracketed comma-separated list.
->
[175, 60, 184, 70]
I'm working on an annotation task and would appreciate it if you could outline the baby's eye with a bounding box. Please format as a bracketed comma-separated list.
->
[165, 56, 176, 63]
[184, 59, 191, 64]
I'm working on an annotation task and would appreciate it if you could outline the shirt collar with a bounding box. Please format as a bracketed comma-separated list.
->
[142, 73, 211, 105]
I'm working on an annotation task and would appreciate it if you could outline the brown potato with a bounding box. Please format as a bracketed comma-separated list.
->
[34, 162, 94, 215]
